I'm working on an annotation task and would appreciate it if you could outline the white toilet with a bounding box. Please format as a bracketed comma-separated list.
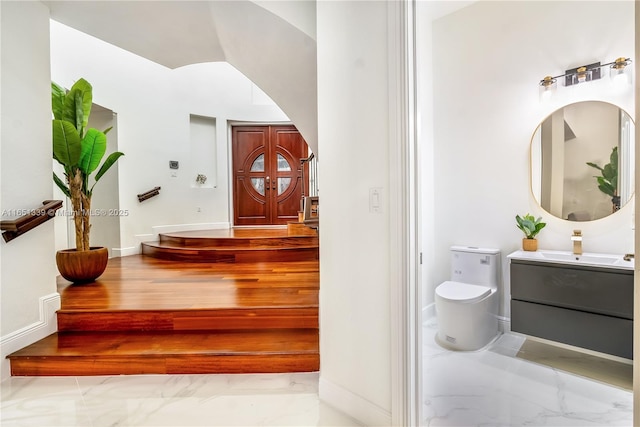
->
[435, 246, 501, 351]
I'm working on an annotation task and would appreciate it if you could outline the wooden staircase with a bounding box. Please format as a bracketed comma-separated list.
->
[8, 228, 319, 376]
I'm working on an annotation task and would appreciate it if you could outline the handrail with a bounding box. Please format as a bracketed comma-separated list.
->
[137, 187, 161, 202]
[300, 153, 316, 198]
[1, 200, 63, 243]
[300, 152, 315, 164]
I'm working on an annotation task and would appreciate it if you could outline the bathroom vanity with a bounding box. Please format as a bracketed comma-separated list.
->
[508, 250, 634, 359]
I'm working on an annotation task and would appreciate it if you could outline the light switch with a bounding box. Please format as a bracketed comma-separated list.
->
[369, 187, 382, 213]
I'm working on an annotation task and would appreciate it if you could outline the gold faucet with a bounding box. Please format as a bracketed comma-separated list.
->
[571, 230, 583, 255]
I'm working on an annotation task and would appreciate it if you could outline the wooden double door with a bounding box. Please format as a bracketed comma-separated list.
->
[232, 125, 308, 226]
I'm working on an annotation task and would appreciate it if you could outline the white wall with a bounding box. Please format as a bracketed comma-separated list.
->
[317, 1, 392, 425]
[50, 21, 290, 252]
[0, 1, 59, 378]
[425, 1, 635, 320]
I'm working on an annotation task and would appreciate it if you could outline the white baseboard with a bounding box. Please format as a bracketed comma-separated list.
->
[112, 246, 139, 257]
[151, 222, 230, 235]
[498, 316, 510, 333]
[319, 377, 391, 426]
[1, 293, 60, 381]
[422, 302, 435, 320]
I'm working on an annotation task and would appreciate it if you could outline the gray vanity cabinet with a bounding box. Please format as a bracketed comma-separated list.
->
[510, 260, 633, 359]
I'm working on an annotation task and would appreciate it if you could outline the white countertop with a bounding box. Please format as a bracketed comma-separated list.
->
[507, 249, 634, 271]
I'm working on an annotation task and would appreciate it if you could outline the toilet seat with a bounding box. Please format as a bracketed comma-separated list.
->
[436, 281, 491, 304]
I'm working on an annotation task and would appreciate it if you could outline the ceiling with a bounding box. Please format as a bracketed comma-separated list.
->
[43, 1, 225, 69]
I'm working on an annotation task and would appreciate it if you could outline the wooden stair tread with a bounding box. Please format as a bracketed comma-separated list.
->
[142, 243, 318, 263]
[9, 330, 319, 357]
[142, 228, 318, 262]
[143, 241, 319, 250]
[9, 330, 319, 375]
[57, 307, 318, 331]
[58, 256, 318, 311]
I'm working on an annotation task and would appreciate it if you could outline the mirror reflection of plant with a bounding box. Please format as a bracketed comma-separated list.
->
[586, 146, 619, 211]
[515, 213, 546, 239]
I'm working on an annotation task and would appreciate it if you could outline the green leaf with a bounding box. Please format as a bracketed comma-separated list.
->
[602, 164, 615, 181]
[53, 172, 71, 198]
[79, 129, 107, 174]
[51, 82, 66, 120]
[62, 78, 92, 137]
[610, 146, 619, 167]
[52, 119, 81, 166]
[94, 152, 124, 183]
[586, 162, 604, 172]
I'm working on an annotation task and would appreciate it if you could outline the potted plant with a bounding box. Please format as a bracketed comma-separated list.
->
[52, 78, 124, 283]
[586, 146, 619, 212]
[516, 213, 546, 252]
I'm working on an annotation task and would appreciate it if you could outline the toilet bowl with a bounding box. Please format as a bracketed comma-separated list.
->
[435, 246, 500, 351]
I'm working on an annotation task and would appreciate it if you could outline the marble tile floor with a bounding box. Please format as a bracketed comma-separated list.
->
[2, 321, 635, 427]
[423, 317, 633, 426]
[1, 372, 362, 427]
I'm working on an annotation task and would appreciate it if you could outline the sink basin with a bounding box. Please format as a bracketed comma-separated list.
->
[508, 249, 634, 270]
[539, 252, 619, 265]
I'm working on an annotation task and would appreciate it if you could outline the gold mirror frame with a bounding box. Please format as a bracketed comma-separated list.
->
[530, 101, 635, 222]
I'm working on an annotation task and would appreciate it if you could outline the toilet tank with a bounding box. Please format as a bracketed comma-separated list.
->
[450, 246, 500, 288]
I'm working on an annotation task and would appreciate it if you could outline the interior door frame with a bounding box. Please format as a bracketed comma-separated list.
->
[227, 121, 299, 228]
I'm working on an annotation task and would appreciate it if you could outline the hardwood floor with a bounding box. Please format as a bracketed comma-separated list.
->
[8, 229, 319, 376]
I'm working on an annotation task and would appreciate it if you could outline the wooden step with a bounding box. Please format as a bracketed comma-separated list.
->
[160, 230, 318, 248]
[57, 307, 318, 332]
[8, 329, 319, 376]
[142, 228, 319, 263]
[141, 242, 319, 263]
[287, 222, 318, 236]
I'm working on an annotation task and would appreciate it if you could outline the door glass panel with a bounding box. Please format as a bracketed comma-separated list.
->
[278, 177, 291, 195]
[251, 178, 265, 195]
[250, 154, 265, 172]
[277, 154, 291, 171]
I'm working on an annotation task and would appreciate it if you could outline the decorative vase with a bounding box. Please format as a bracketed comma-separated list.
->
[56, 246, 109, 283]
[522, 238, 538, 252]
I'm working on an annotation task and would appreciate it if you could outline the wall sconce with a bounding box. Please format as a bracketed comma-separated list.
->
[539, 56, 632, 100]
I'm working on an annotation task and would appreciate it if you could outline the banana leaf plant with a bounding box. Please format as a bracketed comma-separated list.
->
[586, 146, 619, 211]
[52, 78, 124, 251]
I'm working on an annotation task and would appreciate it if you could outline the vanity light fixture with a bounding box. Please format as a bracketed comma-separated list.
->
[610, 57, 633, 88]
[539, 56, 632, 100]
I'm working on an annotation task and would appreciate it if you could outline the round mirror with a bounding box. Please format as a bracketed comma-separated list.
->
[531, 101, 635, 221]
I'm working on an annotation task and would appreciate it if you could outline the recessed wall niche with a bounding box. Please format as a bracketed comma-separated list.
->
[189, 115, 217, 188]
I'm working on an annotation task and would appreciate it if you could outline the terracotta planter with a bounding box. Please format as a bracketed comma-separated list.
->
[56, 247, 108, 283]
[522, 238, 538, 252]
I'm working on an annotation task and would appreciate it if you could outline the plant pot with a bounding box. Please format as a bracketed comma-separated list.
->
[56, 247, 108, 283]
[522, 238, 538, 252]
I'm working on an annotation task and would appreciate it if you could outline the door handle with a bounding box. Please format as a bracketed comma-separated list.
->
[265, 176, 270, 191]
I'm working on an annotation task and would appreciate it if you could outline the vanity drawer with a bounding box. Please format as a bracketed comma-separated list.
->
[511, 300, 633, 359]
[511, 262, 633, 319]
